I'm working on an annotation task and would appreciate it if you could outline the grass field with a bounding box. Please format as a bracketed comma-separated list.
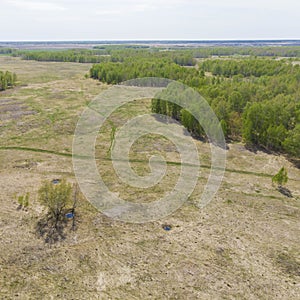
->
[0, 56, 299, 299]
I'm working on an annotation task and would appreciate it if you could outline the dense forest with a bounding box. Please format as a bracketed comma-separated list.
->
[89, 49, 300, 157]
[0, 70, 16, 91]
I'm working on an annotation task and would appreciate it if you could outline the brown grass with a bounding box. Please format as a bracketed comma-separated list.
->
[0, 56, 299, 299]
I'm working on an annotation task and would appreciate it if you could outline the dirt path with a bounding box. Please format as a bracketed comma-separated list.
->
[1, 145, 296, 181]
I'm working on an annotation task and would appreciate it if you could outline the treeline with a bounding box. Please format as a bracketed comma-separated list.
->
[13, 49, 111, 63]
[192, 46, 300, 58]
[93, 45, 150, 50]
[140, 49, 196, 66]
[4, 46, 300, 67]
[93, 45, 300, 58]
[90, 57, 198, 84]
[106, 48, 196, 66]
[2, 46, 300, 66]
[0, 48, 15, 54]
[0, 70, 17, 91]
[200, 58, 291, 77]
[9, 48, 195, 66]
[90, 54, 300, 157]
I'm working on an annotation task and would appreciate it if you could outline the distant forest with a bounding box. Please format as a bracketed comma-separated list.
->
[1, 45, 299, 157]
[1, 45, 300, 63]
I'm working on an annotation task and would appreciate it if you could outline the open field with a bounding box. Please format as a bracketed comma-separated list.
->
[0, 56, 299, 299]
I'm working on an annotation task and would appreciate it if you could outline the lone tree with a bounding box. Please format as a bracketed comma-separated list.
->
[272, 167, 288, 188]
[38, 179, 72, 228]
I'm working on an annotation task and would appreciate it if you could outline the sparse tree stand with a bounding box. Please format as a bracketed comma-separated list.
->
[38, 179, 72, 228]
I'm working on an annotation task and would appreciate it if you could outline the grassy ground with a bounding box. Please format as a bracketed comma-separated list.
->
[0, 56, 299, 299]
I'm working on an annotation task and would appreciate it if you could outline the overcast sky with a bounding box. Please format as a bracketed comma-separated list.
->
[0, 0, 299, 41]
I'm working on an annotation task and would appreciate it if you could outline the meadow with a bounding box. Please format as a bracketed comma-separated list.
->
[0, 54, 299, 299]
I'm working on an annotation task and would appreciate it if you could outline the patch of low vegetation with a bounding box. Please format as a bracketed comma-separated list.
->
[0, 70, 16, 91]
[16, 192, 29, 209]
[275, 251, 300, 278]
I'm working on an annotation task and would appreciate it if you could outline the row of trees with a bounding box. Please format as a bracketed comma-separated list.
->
[0, 70, 17, 91]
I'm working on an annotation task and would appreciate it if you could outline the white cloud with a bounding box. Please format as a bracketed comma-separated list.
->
[95, 10, 122, 16]
[195, 0, 299, 11]
[0, 0, 299, 40]
[131, 3, 155, 12]
[7, 0, 66, 11]
[126, 0, 187, 10]
[92, 0, 186, 15]
[93, 2, 156, 17]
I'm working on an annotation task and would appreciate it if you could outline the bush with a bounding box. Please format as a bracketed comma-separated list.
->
[17, 192, 30, 208]
[38, 179, 72, 227]
[272, 167, 288, 187]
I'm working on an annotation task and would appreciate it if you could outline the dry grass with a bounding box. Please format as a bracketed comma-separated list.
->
[0, 56, 299, 299]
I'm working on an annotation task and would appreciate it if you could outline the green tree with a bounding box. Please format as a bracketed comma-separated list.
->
[272, 167, 288, 188]
[228, 91, 244, 113]
[0, 70, 16, 91]
[283, 124, 300, 157]
[38, 179, 72, 227]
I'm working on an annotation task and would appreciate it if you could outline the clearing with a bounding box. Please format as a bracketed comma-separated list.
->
[0, 56, 299, 299]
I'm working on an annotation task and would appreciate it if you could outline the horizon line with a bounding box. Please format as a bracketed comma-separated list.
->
[1, 38, 300, 43]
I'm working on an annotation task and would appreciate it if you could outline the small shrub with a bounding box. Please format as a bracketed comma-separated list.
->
[23, 192, 30, 207]
[17, 192, 30, 208]
[272, 167, 288, 187]
[17, 195, 24, 206]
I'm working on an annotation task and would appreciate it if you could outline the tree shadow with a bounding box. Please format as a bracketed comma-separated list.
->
[287, 157, 300, 170]
[244, 143, 273, 155]
[278, 186, 293, 198]
[35, 213, 68, 244]
[245, 144, 300, 170]
[153, 114, 229, 149]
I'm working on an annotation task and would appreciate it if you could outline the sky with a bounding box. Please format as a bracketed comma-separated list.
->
[0, 0, 299, 41]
